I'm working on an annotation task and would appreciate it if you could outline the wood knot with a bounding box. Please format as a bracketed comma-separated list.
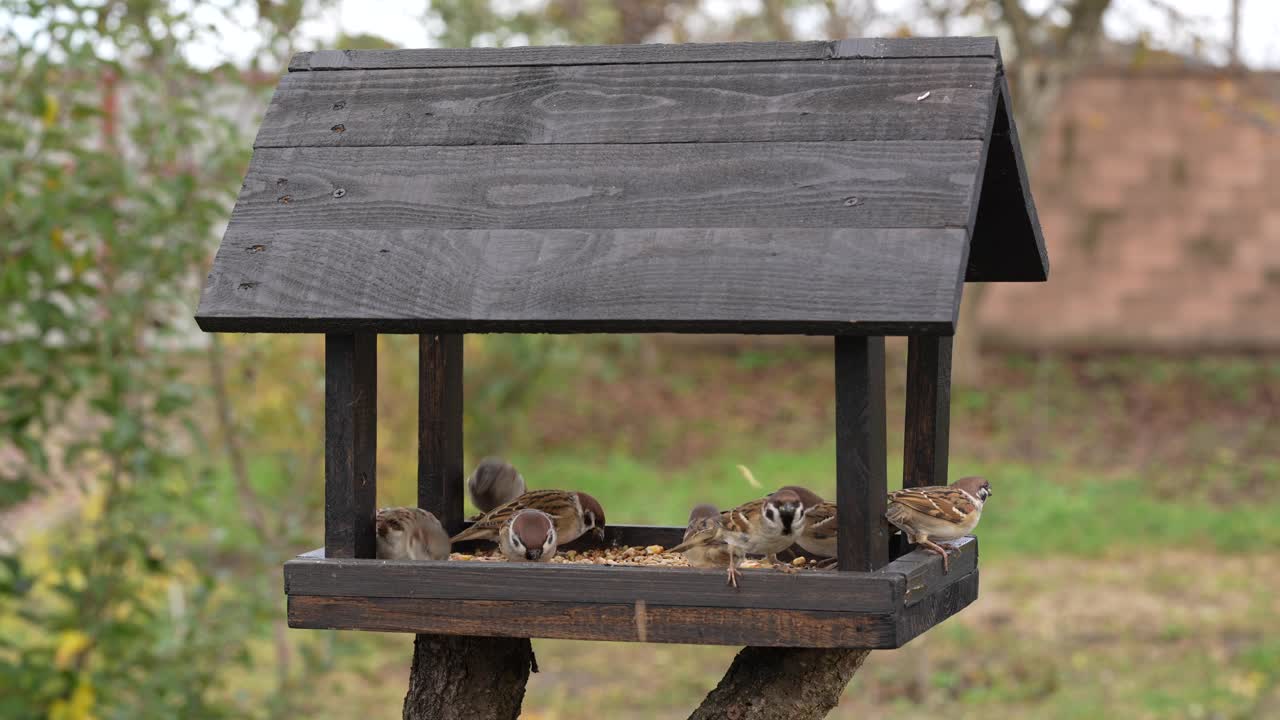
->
[245, 245, 266, 253]
[331, 123, 345, 133]
[277, 195, 292, 204]
[238, 281, 259, 290]
[332, 101, 346, 110]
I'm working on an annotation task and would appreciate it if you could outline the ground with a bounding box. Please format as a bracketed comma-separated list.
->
[288, 342, 1279, 719]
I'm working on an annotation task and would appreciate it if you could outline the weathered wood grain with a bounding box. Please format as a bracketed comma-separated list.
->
[967, 74, 1049, 282]
[903, 335, 953, 490]
[895, 570, 979, 646]
[283, 555, 900, 613]
[880, 535, 976, 606]
[195, 227, 966, 335]
[418, 334, 464, 534]
[226, 142, 981, 232]
[257, 58, 998, 148]
[324, 334, 376, 558]
[831, 37, 999, 60]
[289, 37, 999, 72]
[287, 595, 901, 648]
[834, 336, 889, 572]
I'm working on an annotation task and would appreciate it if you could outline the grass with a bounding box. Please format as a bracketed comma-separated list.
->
[207, 347, 1280, 718]
[487, 446, 1280, 559]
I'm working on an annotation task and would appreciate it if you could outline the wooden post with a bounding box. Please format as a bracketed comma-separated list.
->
[903, 335, 952, 489]
[324, 333, 377, 559]
[834, 336, 888, 572]
[418, 333, 464, 534]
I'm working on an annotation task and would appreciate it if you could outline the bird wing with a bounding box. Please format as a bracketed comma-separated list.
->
[887, 487, 975, 524]
[805, 503, 838, 540]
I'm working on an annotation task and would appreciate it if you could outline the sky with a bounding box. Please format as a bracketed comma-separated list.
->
[184, 0, 1279, 70]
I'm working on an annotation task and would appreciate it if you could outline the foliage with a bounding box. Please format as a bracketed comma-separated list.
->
[0, 2, 323, 717]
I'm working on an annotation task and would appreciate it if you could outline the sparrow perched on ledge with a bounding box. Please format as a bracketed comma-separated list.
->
[467, 457, 526, 515]
[672, 487, 813, 588]
[450, 489, 607, 547]
[679, 503, 731, 569]
[885, 476, 991, 572]
[498, 509, 558, 562]
[375, 507, 450, 561]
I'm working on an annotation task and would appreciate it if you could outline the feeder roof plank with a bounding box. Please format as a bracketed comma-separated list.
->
[200, 37, 1046, 335]
[289, 37, 999, 72]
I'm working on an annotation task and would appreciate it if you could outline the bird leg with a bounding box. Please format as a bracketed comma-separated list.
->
[915, 537, 951, 573]
[815, 557, 838, 569]
[767, 552, 798, 573]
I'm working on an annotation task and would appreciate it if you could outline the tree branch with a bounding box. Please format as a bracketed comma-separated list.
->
[402, 635, 537, 720]
[996, 0, 1035, 58]
[689, 647, 872, 720]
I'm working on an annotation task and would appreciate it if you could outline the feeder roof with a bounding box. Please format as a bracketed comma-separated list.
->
[197, 37, 1046, 336]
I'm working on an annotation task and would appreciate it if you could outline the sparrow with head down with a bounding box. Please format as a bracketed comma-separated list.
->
[450, 489, 606, 547]
[498, 508, 558, 562]
[375, 507, 450, 561]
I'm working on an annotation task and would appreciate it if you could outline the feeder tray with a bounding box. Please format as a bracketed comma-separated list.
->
[197, 36, 1045, 649]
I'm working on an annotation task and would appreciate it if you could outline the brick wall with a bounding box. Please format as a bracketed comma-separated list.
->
[980, 69, 1280, 351]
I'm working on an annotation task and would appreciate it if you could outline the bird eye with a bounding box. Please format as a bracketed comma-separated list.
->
[765, 507, 776, 521]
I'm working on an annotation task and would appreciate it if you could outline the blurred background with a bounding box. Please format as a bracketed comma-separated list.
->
[2, 1, 1278, 718]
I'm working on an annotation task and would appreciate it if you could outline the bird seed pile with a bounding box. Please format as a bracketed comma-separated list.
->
[450, 545, 825, 570]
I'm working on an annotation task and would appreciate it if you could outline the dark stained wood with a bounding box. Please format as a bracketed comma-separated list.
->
[880, 535, 977, 606]
[324, 334, 376, 558]
[903, 335, 953, 490]
[257, 58, 998, 148]
[895, 570, 979, 646]
[834, 336, 889, 572]
[284, 555, 900, 613]
[967, 74, 1049, 282]
[227, 142, 980, 232]
[196, 227, 967, 335]
[832, 37, 999, 60]
[289, 37, 999, 72]
[418, 334, 464, 534]
[288, 595, 901, 648]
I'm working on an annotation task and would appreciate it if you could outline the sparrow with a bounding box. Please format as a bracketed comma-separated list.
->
[375, 507, 450, 561]
[772, 486, 837, 566]
[885, 476, 991, 572]
[671, 487, 812, 588]
[498, 509, 558, 562]
[679, 503, 731, 569]
[450, 489, 606, 547]
[467, 457, 526, 515]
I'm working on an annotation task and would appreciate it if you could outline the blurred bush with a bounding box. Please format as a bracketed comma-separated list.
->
[0, 2, 328, 717]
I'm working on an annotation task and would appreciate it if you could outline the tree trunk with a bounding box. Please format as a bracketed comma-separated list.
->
[688, 648, 871, 720]
[402, 635, 537, 720]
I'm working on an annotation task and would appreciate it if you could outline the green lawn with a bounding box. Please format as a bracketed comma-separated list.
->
[209, 348, 1280, 718]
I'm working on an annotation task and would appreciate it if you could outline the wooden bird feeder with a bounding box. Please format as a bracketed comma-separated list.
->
[196, 37, 1046, 649]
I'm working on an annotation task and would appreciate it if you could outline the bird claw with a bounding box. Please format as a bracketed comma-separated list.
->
[726, 565, 741, 589]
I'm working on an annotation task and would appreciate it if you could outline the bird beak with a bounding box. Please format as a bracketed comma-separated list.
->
[526, 548, 542, 561]
[593, 527, 606, 542]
